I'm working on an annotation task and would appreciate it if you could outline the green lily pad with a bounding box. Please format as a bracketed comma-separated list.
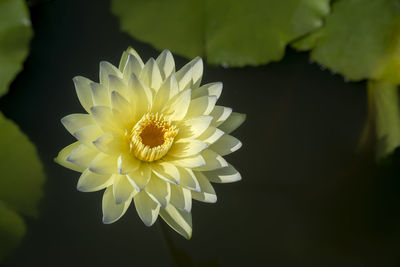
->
[293, 0, 400, 83]
[0, 201, 26, 262]
[0, 0, 33, 97]
[0, 112, 45, 218]
[111, 0, 330, 66]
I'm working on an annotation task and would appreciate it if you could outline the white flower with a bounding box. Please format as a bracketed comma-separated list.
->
[55, 47, 245, 239]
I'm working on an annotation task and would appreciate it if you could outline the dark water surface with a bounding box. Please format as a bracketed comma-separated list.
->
[1, 0, 400, 266]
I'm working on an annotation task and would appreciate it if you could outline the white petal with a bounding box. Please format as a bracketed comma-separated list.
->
[102, 186, 132, 224]
[191, 82, 223, 100]
[170, 185, 192, 212]
[218, 112, 246, 134]
[152, 74, 179, 112]
[93, 132, 124, 155]
[166, 154, 206, 169]
[194, 149, 228, 171]
[192, 171, 217, 203]
[134, 190, 160, 226]
[210, 106, 232, 127]
[100, 61, 122, 86]
[119, 47, 144, 72]
[126, 164, 151, 191]
[198, 126, 224, 145]
[156, 50, 175, 80]
[61, 114, 94, 135]
[175, 57, 203, 91]
[110, 91, 132, 117]
[177, 115, 213, 139]
[77, 169, 114, 192]
[151, 161, 180, 184]
[178, 167, 200, 192]
[168, 139, 208, 158]
[127, 73, 152, 118]
[73, 76, 94, 113]
[89, 153, 118, 174]
[90, 106, 119, 132]
[203, 163, 241, 183]
[210, 135, 242, 156]
[140, 58, 163, 91]
[163, 89, 191, 121]
[66, 144, 98, 168]
[108, 75, 127, 97]
[145, 175, 171, 208]
[160, 205, 192, 239]
[118, 154, 140, 174]
[185, 96, 217, 118]
[55, 142, 85, 172]
[91, 82, 110, 107]
[113, 174, 136, 204]
[123, 53, 144, 82]
[73, 125, 103, 148]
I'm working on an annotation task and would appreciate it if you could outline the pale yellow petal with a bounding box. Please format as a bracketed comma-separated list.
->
[209, 134, 242, 156]
[126, 164, 151, 191]
[73, 124, 103, 148]
[166, 154, 205, 169]
[118, 154, 140, 174]
[61, 114, 94, 135]
[102, 186, 132, 224]
[93, 132, 124, 155]
[156, 50, 175, 80]
[113, 174, 136, 204]
[191, 82, 222, 100]
[178, 167, 200, 192]
[140, 58, 163, 91]
[77, 169, 114, 192]
[170, 185, 191, 212]
[151, 161, 180, 185]
[99, 61, 122, 86]
[110, 91, 132, 117]
[66, 144, 98, 168]
[218, 112, 246, 134]
[210, 106, 232, 127]
[177, 115, 213, 139]
[160, 205, 192, 239]
[175, 56, 203, 91]
[145, 175, 171, 208]
[134, 190, 160, 226]
[185, 96, 217, 118]
[55, 142, 85, 172]
[108, 75, 127, 97]
[89, 153, 118, 174]
[203, 163, 241, 183]
[91, 82, 110, 107]
[192, 171, 217, 203]
[127, 73, 152, 118]
[198, 126, 224, 145]
[168, 139, 208, 158]
[163, 89, 191, 121]
[152, 74, 179, 112]
[119, 47, 144, 72]
[194, 149, 228, 171]
[122, 53, 144, 82]
[90, 106, 120, 132]
[73, 76, 94, 113]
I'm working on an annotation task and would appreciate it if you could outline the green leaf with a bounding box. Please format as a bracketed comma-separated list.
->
[367, 81, 400, 160]
[111, 0, 330, 66]
[0, 112, 45, 218]
[293, 0, 400, 83]
[0, 0, 33, 97]
[0, 201, 26, 263]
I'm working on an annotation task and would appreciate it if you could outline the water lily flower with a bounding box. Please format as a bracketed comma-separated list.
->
[55, 47, 245, 239]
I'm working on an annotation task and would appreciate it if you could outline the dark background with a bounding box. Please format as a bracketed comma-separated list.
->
[1, 0, 400, 266]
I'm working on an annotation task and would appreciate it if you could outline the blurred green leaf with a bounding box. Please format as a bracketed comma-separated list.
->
[111, 0, 330, 66]
[0, 201, 26, 263]
[0, 0, 33, 97]
[0, 112, 45, 218]
[293, 0, 400, 83]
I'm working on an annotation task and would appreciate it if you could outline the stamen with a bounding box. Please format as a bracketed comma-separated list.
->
[129, 113, 178, 162]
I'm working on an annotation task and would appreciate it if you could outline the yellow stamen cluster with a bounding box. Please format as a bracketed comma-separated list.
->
[129, 113, 178, 162]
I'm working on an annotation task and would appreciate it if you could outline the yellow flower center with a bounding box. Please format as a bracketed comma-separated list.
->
[129, 113, 178, 162]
